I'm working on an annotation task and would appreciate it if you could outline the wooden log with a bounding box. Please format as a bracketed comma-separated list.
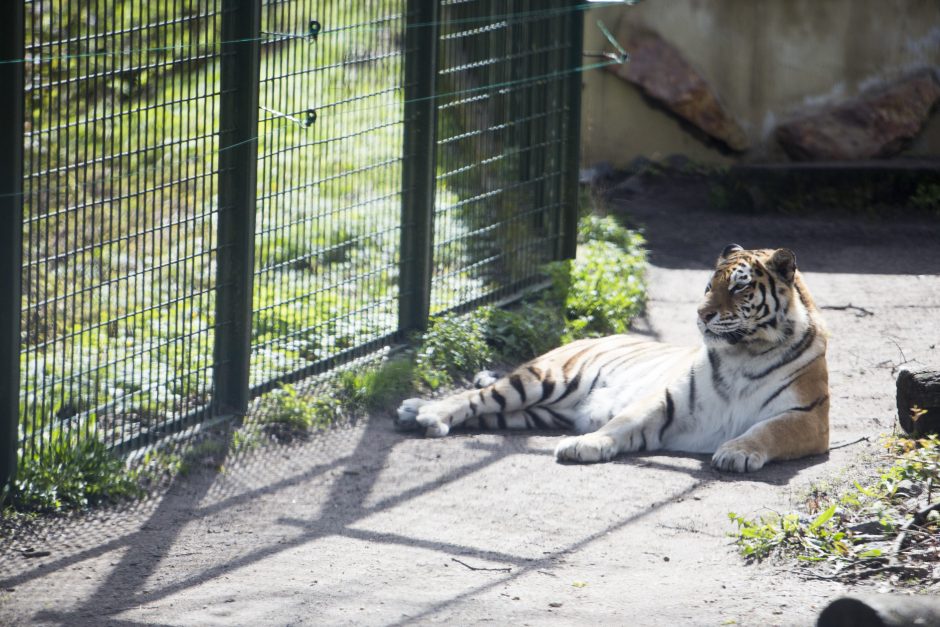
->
[896, 369, 940, 436]
[817, 595, 940, 627]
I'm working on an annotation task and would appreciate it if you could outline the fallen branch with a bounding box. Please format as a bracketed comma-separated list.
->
[829, 435, 869, 451]
[892, 501, 940, 558]
[821, 304, 874, 317]
[451, 557, 512, 573]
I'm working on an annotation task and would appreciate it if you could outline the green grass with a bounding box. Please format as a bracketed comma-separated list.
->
[11, 423, 141, 513]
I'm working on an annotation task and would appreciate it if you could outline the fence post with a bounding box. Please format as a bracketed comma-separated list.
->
[214, 0, 262, 418]
[399, 0, 440, 333]
[558, 1, 584, 261]
[0, 0, 24, 501]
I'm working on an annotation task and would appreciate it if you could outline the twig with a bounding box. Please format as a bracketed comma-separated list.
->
[829, 435, 870, 451]
[450, 557, 512, 573]
[892, 502, 940, 558]
[821, 304, 874, 317]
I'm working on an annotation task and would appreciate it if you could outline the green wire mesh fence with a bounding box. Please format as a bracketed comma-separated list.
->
[0, 0, 586, 486]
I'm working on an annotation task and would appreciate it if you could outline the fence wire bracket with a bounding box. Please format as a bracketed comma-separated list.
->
[308, 20, 321, 41]
[583, 19, 629, 64]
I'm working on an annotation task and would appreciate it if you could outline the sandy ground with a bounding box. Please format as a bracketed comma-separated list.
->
[1, 176, 939, 626]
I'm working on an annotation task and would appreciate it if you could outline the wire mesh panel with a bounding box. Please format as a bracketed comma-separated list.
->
[8, 0, 582, 475]
[431, 0, 573, 314]
[19, 1, 222, 458]
[251, 0, 407, 391]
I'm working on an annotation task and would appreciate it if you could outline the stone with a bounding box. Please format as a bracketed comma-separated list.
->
[606, 29, 749, 152]
[775, 69, 940, 161]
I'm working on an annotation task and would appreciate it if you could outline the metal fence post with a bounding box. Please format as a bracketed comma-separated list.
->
[214, 0, 261, 418]
[399, 0, 440, 333]
[559, 1, 584, 260]
[0, 0, 24, 500]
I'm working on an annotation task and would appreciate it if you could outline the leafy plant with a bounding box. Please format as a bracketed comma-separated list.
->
[414, 312, 495, 390]
[729, 435, 940, 584]
[12, 425, 140, 513]
[339, 358, 416, 411]
[257, 384, 336, 432]
[910, 182, 940, 214]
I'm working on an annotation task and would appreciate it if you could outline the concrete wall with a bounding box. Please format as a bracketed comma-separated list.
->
[581, 0, 940, 168]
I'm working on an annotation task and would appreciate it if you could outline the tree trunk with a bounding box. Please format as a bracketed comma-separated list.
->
[896, 369, 940, 436]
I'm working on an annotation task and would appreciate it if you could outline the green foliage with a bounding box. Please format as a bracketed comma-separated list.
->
[729, 435, 940, 576]
[910, 182, 940, 214]
[413, 214, 647, 387]
[12, 426, 140, 513]
[549, 215, 647, 340]
[339, 359, 416, 411]
[485, 304, 566, 362]
[728, 504, 852, 563]
[258, 384, 336, 431]
[414, 313, 495, 390]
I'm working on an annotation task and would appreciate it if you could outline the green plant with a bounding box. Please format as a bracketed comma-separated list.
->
[339, 358, 416, 411]
[545, 215, 646, 340]
[258, 384, 336, 431]
[910, 182, 940, 213]
[728, 504, 854, 563]
[414, 312, 495, 390]
[484, 304, 566, 363]
[729, 435, 940, 582]
[12, 426, 140, 513]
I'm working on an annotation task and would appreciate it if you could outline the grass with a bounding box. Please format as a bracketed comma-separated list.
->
[10, 423, 141, 513]
[729, 434, 940, 589]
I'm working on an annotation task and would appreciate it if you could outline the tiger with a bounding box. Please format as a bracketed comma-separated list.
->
[396, 244, 829, 472]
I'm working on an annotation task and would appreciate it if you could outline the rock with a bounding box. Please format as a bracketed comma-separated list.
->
[896, 368, 940, 436]
[606, 29, 749, 152]
[775, 69, 940, 161]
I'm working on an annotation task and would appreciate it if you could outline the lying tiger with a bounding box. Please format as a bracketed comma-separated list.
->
[397, 244, 829, 472]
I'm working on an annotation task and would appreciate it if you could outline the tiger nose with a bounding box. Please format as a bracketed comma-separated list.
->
[698, 309, 717, 324]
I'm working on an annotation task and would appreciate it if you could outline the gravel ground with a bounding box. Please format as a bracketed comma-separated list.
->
[2, 174, 939, 626]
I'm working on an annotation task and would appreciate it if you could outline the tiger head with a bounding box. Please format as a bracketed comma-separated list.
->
[697, 244, 811, 347]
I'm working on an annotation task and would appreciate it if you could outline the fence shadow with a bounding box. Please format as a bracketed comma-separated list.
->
[3, 411, 730, 625]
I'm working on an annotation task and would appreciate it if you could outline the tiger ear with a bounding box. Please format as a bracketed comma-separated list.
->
[768, 248, 797, 283]
[719, 243, 743, 261]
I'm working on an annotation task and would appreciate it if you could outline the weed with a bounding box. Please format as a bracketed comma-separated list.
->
[910, 182, 940, 214]
[339, 358, 416, 411]
[257, 384, 336, 432]
[414, 313, 494, 390]
[549, 215, 646, 340]
[12, 425, 140, 513]
[485, 304, 566, 363]
[729, 435, 940, 585]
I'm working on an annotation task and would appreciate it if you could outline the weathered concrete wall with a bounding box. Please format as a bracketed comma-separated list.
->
[581, 0, 940, 167]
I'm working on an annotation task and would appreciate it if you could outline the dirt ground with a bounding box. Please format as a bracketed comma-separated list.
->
[2, 174, 939, 626]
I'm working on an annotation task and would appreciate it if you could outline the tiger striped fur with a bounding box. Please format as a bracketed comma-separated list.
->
[396, 245, 829, 472]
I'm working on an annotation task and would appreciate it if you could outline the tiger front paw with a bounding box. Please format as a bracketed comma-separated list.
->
[555, 433, 618, 463]
[395, 398, 428, 431]
[711, 441, 767, 473]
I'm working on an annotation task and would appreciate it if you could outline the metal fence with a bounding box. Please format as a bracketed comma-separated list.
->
[0, 0, 583, 488]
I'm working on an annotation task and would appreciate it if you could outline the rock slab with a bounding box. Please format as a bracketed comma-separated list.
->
[776, 69, 940, 161]
[606, 28, 749, 152]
